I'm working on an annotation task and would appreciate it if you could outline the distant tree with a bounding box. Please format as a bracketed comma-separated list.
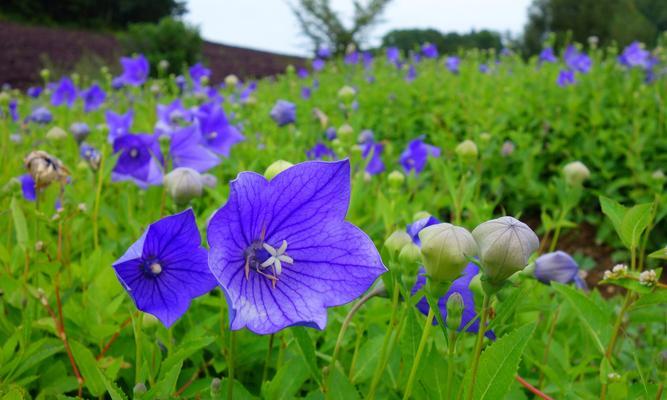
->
[521, 0, 663, 55]
[291, 0, 393, 55]
[381, 28, 502, 54]
[0, 0, 186, 30]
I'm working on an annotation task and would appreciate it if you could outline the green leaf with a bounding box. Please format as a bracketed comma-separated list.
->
[291, 327, 322, 385]
[648, 246, 667, 260]
[69, 340, 106, 396]
[599, 196, 653, 250]
[263, 357, 309, 400]
[100, 372, 128, 400]
[631, 289, 667, 310]
[552, 282, 612, 354]
[465, 323, 536, 400]
[151, 360, 182, 398]
[399, 307, 422, 382]
[326, 366, 360, 400]
[10, 198, 29, 250]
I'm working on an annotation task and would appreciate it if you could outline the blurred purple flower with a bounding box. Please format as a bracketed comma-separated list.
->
[207, 160, 386, 333]
[361, 141, 385, 175]
[195, 102, 245, 156]
[563, 45, 591, 73]
[445, 56, 460, 73]
[312, 58, 325, 72]
[362, 51, 374, 68]
[618, 41, 655, 69]
[270, 100, 296, 126]
[301, 86, 312, 99]
[557, 69, 576, 87]
[189, 63, 211, 84]
[27, 107, 52, 124]
[535, 251, 587, 289]
[118, 55, 150, 86]
[51, 77, 77, 107]
[8, 100, 19, 122]
[422, 43, 439, 59]
[113, 209, 216, 327]
[345, 51, 360, 65]
[175, 75, 187, 92]
[81, 84, 106, 112]
[325, 127, 337, 141]
[406, 64, 417, 82]
[386, 47, 400, 64]
[297, 68, 309, 79]
[479, 64, 489, 73]
[306, 142, 335, 160]
[80, 143, 101, 169]
[399, 137, 441, 174]
[406, 215, 440, 245]
[27, 86, 42, 98]
[18, 174, 36, 201]
[317, 46, 331, 59]
[106, 110, 134, 143]
[539, 48, 558, 63]
[70, 122, 90, 143]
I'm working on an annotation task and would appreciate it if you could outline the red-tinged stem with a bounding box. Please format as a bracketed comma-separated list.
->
[515, 375, 554, 400]
[97, 314, 135, 360]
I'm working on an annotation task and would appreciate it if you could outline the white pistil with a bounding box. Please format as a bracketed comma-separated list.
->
[130, 148, 138, 158]
[261, 240, 294, 277]
[150, 262, 162, 275]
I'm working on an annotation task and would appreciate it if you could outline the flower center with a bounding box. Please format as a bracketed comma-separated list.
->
[130, 148, 138, 158]
[209, 131, 218, 139]
[149, 262, 162, 275]
[244, 240, 293, 287]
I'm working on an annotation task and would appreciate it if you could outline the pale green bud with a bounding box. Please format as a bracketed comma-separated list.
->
[455, 140, 478, 161]
[210, 378, 222, 395]
[158, 59, 170, 71]
[445, 292, 464, 329]
[225, 74, 239, 87]
[0, 92, 9, 106]
[40, 68, 50, 81]
[472, 216, 539, 284]
[384, 230, 412, 255]
[388, 170, 405, 187]
[133, 383, 147, 395]
[338, 123, 354, 137]
[398, 242, 421, 265]
[264, 160, 293, 180]
[163, 167, 203, 206]
[338, 85, 356, 100]
[563, 161, 590, 186]
[419, 223, 478, 282]
[286, 64, 296, 74]
[46, 127, 68, 141]
[413, 211, 431, 221]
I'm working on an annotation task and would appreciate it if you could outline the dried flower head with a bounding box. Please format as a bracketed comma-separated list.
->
[24, 151, 70, 189]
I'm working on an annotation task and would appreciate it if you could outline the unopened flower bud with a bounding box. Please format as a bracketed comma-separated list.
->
[163, 168, 203, 206]
[210, 377, 222, 395]
[534, 251, 579, 284]
[35, 241, 44, 252]
[338, 85, 356, 100]
[388, 170, 405, 187]
[651, 169, 665, 181]
[46, 126, 68, 141]
[412, 211, 431, 221]
[563, 161, 590, 186]
[384, 230, 412, 255]
[398, 242, 421, 265]
[501, 140, 515, 157]
[70, 122, 90, 143]
[479, 132, 492, 142]
[201, 173, 217, 188]
[40, 69, 50, 81]
[455, 140, 478, 162]
[338, 123, 354, 138]
[445, 292, 464, 329]
[473, 216, 539, 284]
[224, 74, 239, 87]
[264, 160, 294, 180]
[158, 59, 170, 71]
[419, 223, 478, 282]
[133, 383, 147, 395]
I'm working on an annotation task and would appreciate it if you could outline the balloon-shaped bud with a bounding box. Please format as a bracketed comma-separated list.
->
[163, 167, 203, 206]
[338, 85, 356, 100]
[455, 139, 478, 162]
[384, 230, 412, 255]
[70, 122, 90, 143]
[225, 74, 239, 87]
[445, 292, 464, 330]
[264, 160, 294, 180]
[46, 126, 67, 141]
[419, 223, 478, 283]
[472, 216, 539, 284]
[398, 242, 421, 266]
[562, 161, 590, 186]
[388, 170, 405, 187]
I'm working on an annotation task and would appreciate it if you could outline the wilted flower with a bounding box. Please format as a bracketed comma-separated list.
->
[270, 100, 296, 126]
[163, 167, 204, 205]
[51, 77, 77, 107]
[113, 209, 217, 327]
[195, 102, 245, 156]
[24, 150, 70, 189]
[412, 263, 495, 338]
[539, 48, 558, 63]
[117, 55, 149, 86]
[106, 110, 134, 143]
[306, 142, 335, 160]
[70, 122, 90, 143]
[419, 223, 478, 283]
[472, 216, 540, 284]
[534, 251, 586, 288]
[563, 161, 590, 186]
[81, 84, 106, 112]
[557, 70, 576, 87]
[399, 137, 441, 174]
[111, 134, 163, 188]
[207, 160, 386, 333]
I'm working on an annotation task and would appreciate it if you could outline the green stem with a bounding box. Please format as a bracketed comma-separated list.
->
[366, 281, 400, 399]
[466, 294, 490, 400]
[133, 312, 143, 385]
[600, 291, 634, 400]
[92, 147, 106, 250]
[445, 330, 458, 400]
[227, 330, 236, 400]
[402, 307, 435, 400]
[538, 305, 560, 387]
[261, 334, 275, 384]
[548, 209, 567, 252]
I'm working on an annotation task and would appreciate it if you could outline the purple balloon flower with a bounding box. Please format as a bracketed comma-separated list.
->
[535, 251, 587, 289]
[312, 58, 325, 72]
[479, 64, 489, 74]
[169, 124, 221, 173]
[406, 215, 440, 245]
[27, 86, 42, 98]
[557, 69, 576, 87]
[18, 174, 37, 201]
[539, 47, 558, 63]
[195, 103, 245, 156]
[270, 100, 296, 127]
[317, 46, 331, 59]
[8, 100, 19, 122]
[386, 47, 400, 64]
[422, 43, 439, 59]
[81, 84, 106, 113]
[325, 127, 337, 141]
[113, 209, 217, 327]
[306, 142, 335, 160]
[301, 86, 312, 100]
[189, 63, 211, 84]
[51, 77, 77, 107]
[618, 42, 655, 69]
[175, 75, 187, 92]
[405, 64, 417, 82]
[207, 160, 386, 334]
[297, 68, 309, 79]
[345, 51, 360, 65]
[413, 264, 495, 339]
[27, 107, 52, 124]
[361, 141, 385, 175]
[399, 137, 441, 174]
[563, 45, 591, 73]
[118, 55, 150, 86]
[111, 133, 163, 188]
[106, 110, 134, 143]
[80, 143, 101, 169]
[445, 56, 460, 73]
[155, 99, 192, 135]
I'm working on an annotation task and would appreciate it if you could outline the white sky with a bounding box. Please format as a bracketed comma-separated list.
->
[185, 0, 532, 56]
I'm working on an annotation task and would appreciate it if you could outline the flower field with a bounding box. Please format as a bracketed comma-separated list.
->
[1, 43, 666, 399]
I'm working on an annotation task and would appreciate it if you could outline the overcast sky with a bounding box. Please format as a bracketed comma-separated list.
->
[185, 0, 532, 56]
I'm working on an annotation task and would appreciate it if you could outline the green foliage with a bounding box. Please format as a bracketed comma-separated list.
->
[381, 28, 503, 54]
[522, 0, 665, 54]
[0, 0, 186, 30]
[599, 196, 654, 251]
[119, 17, 202, 76]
